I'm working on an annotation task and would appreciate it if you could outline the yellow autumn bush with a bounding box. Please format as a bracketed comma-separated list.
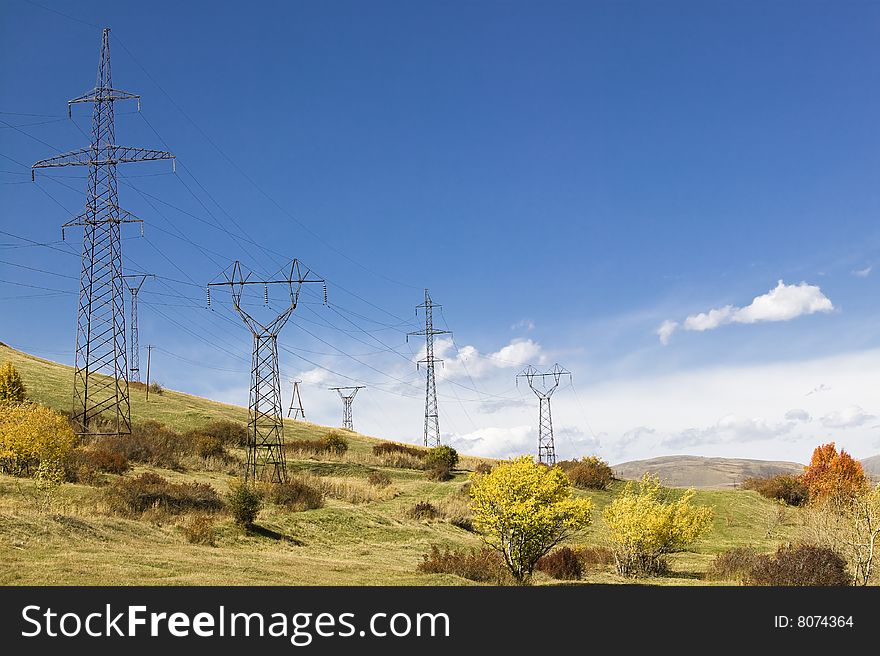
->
[0, 402, 76, 475]
[470, 456, 593, 584]
[603, 474, 714, 577]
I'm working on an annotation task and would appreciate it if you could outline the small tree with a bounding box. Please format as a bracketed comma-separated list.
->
[469, 456, 593, 584]
[0, 362, 26, 403]
[0, 402, 75, 476]
[226, 480, 263, 527]
[807, 484, 880, 586]
[801, 442, 868, 505]
[564, 456, 614, 490]
[603, 474, 714, 577]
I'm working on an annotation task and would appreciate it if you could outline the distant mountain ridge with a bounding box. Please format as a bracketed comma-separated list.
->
[612, 455, 804, 489]
[862, 454, 880, 480]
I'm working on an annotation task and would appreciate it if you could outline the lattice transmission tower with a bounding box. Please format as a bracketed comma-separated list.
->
[287, 380, 305, 419]
[208, 260, 325, 483]
[123, 273, 154, 382]
[407, 289, 450, 446]
[32, 28, 175, 437]
[330, 387, 364, 431]
[516, 364, 571, 466]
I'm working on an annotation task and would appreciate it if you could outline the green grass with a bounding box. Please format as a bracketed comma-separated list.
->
[0, 343, 808, 585]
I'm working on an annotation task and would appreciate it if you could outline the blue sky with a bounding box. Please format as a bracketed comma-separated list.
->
[2, 0, 880, 463]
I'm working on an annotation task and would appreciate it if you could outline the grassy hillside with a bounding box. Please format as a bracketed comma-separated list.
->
[0, 343, 809, 585]
[613, 455, 805, 489]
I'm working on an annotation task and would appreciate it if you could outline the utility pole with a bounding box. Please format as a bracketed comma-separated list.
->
[123, 273, 154, 382]
[144, 345, 153, 401]
[516, 364, 571, 466]
[209, 260, 325, 483]
[329, 386, 364, 431]
[32, 28, 174, 437]
[287, 380, 305, 419]
[407, 289, 450, 447]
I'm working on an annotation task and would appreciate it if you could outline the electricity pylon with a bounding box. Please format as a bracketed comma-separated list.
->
[516, 364, 571, 466]
[208, 260, 325, 483]
[407, 289, 450, 446]
[122, 273, 154, 382]
[330, 386, 364, 431]
[32, 27, 174, 437]
[287, 380, 305, 419]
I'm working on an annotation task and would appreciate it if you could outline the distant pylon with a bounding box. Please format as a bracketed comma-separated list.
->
[330, 386, 364, 431]
[287, 380, 305, 419]
[209, 260, 325, 483]
[32, 28, 175, 437]
[516, 364, 571, 466]
[407, 289, 450, 447]
[123, 274, 154, 382]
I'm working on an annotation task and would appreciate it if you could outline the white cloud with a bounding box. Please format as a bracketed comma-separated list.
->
[511, 319, 535, 332]
[657, 320, 678, 346]
[657, 280, 833, 344]
[662, 413, 798, 449]
[784, 408, 811, 423]
[806, 383, 831, 396]
[421, 337, 544, 379]
[852, 266, 872, 278]
[820, 405, 877, 429]
[297, 367, 332, 386]
[449, 425, 534, 459]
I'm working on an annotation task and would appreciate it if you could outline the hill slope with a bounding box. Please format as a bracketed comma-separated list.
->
[0, 342, 808, 585]
[612, 455, 804, 489]
[862, 455, 880, 480]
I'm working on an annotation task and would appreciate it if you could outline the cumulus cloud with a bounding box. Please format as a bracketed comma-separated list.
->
[449, 425, 534, 459]
[419, 337, 544, 380]
[820, 405, 877, 429]
[657, 280, 834, 344]
[852, 266, 872, 278]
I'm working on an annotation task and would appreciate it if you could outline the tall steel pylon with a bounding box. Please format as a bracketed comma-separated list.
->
[407, 289, 450, 446]
[32, 27, 174, 437]
[208, 260, 325, 483]
[516, 364, 571, 466]
[123, 273, 154, 382]
[330, 386, 364, 431]
[287, 380, 305, 419]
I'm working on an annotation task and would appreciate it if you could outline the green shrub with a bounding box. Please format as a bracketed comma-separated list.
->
[367, 471, 391, 488]
[560, 456, 614, 490]
[741, 475, 809, 506]
[149, 381, 164, 395]
[425, 445, 459, 471]
[226, 480, 263, 526]
[417, 545, 508, 583]
[322, 431, 349, 454]
[263, 479, 323, 511]
[748, 544, 849, 586]
[0, 362, 26, 403]
[106, 473, 223, 517]
[536, 546, 583, 580]
[426, 464, 453, 481]
[705, 547, 762, 582]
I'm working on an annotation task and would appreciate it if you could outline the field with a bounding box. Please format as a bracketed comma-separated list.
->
[0, 342, 806, 586]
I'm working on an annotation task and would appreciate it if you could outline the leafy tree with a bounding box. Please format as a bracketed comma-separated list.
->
[808, 484, 880, 585]
[425, 444, 459, 470]
[562, 455, 615, 490]
[469, 456, 593, 584]
[0, 402, 75, 476]
[801, 442, 868, 505]
[0, 362, 26, 403]
[226, 480, 263, 527]
[603, 474, 714, 577]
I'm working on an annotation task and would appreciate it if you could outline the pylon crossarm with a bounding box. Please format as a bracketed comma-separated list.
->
[68, 86, 140, 110]
[32, 146, 174, 174]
